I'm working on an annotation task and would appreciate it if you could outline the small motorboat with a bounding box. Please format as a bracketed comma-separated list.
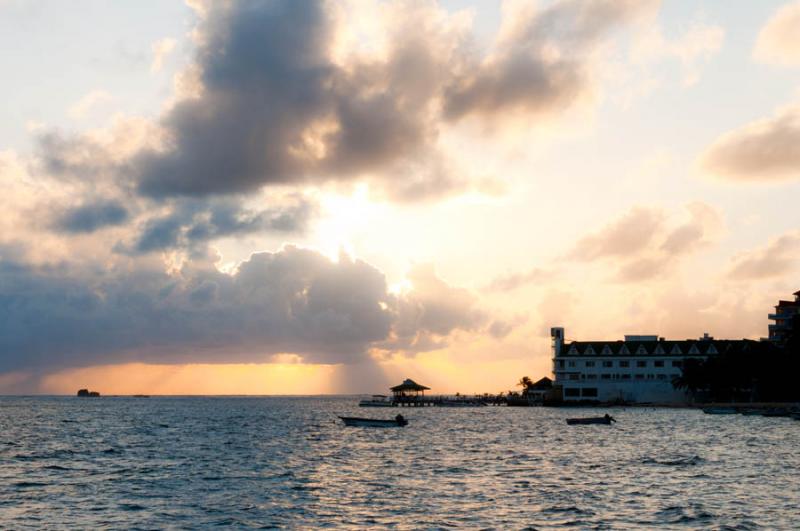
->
[566, 415, 616, 425]
[358, 395, 394, 407]
[339, 415, 408, 427]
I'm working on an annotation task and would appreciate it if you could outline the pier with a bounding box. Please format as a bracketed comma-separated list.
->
[359, 379, 508, 407]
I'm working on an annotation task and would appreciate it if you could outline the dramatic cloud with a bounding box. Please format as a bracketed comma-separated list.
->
[568, 202, 723, 282]
[120, 196, 316, 255]
[0, 247, 486, 372]
[385, 263, 488, 353]
[728, 230, 800, 279]
[702, 104, 800, 181]
[52, 200, 129, 233]
[754, 1, 800, 67]
[37, 0, 656, 202]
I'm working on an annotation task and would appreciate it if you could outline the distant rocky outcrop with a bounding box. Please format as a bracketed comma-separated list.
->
[76, 389, 100, 397]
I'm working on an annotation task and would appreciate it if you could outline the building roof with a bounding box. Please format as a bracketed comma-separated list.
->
[530, 377, 553, 390]
[390, 378, 430, 392]
[558, 339, 750, 357]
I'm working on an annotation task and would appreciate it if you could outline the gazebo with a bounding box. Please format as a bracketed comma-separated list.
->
[390, 378, 430, 399]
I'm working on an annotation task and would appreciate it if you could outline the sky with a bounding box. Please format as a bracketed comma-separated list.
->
[1, 0, 799, 395]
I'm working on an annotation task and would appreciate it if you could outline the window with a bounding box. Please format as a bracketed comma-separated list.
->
[637, 361, 647, 368]
[619, 360, 630, 368]
[635, 374, 645, 380]
[564, 388, 580, 397]
[601, 374, 611, 380]
[582, 388, 598, 398]
[621, 374, 631, 380]
[647, 374, 655, 379]
[602, 361, 613, 368]
[657, 374, 667, 380]
[585, 361, 595, 367]
[586, 374, 597, 380]
[558, 360, 565, 369]
[568, 361, 576, 368]
[672, 360, 683, 368]
[569, 374, 579, 380]
[654, 360, 664, 368]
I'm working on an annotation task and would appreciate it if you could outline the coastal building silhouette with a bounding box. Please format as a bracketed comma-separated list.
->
[550, 328, 750, 404]
[768, 290, 800, 344]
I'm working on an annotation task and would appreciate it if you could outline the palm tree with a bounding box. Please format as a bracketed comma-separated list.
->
[517, 376, 534, 395]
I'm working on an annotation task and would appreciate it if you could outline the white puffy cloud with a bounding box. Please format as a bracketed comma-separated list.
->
[754, 1, 800, 67]
[702, 103, 800, 181]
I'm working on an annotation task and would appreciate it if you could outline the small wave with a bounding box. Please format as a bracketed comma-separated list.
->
[654, 505, 715, 524]
[541, 506, 594, 516]
[42, 464, 70, 471]
[642, 455, 704, 467]
[14, 481, 48, 488]
[15, 449, 76, 460]
[119, 503, 146, 511]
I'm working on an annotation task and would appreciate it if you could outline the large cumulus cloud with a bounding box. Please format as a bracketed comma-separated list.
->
[39, 0, 654, 201]
[0, 246, 490, 372]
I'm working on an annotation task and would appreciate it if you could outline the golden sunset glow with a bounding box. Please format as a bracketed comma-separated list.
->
[1, 0, 799, 395]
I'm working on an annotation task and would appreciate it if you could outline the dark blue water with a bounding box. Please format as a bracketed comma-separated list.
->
[1, 397, 798, 529]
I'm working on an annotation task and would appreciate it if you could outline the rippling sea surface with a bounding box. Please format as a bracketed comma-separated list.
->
[1, 397, 799, 529]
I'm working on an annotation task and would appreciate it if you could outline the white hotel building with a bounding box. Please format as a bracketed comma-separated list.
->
[550, 327, 739, 404]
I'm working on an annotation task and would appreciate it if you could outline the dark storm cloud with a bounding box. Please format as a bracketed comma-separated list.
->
[34, 130, 118, 181]
[0, 243, 496, 374]
[52, 200, 129, 233]
[122, 197, 316, 255]
[36, 0, 653, 202]
[134, 0, 434, 198]
[0, 248, 486, 372]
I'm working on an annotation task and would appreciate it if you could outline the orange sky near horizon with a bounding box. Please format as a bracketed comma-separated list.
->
[27, 353, 551, 396]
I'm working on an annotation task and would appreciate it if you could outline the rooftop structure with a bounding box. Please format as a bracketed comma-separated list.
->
[768, 290, 800, 344]
[390, 379, 430, 398]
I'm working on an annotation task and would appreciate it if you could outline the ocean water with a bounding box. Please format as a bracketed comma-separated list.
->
[1, 397, 799, 529]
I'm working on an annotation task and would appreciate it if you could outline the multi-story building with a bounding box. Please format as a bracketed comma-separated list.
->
[768, 290, 800, 344]
[551, 327, 745, 404]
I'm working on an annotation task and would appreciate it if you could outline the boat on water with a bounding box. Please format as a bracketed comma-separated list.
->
[339, 415, 408, 427]
[566, 415, 616, 425]
[358, 395, 395, 407]
[702, 407, 737, 415]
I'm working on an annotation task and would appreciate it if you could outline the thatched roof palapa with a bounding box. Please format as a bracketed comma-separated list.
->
[390, 378, 430, 392]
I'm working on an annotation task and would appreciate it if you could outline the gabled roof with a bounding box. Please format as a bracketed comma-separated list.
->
[559, 339, 750, 356]
[390, 378, 430, 392]
[530, 377, 553, 390]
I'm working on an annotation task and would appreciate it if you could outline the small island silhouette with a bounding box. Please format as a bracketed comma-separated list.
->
[76, 388, 100, 397]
